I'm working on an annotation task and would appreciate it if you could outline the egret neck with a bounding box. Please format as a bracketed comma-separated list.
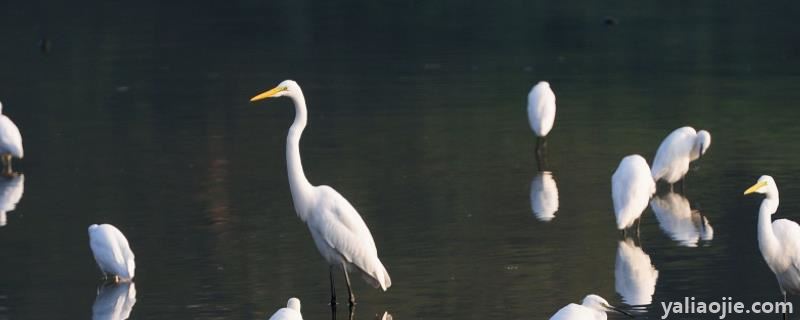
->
[758, 194, 780, 259]
[286, 89, 314, 219]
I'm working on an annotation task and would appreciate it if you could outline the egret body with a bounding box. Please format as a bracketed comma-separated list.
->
[88, 224, 135, 282]
[612, 155, 656, 230]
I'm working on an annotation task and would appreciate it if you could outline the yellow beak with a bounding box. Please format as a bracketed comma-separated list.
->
[744, 181, 767, 195]
[250, 86, 286, 102]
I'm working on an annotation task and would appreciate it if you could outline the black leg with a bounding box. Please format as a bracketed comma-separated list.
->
[535, 137, 548, 171]
[330, 266, 337, 309]
[342, 264, 356, 306]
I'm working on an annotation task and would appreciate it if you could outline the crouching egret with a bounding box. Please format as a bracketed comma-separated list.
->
[744, 176, 800, 300]
[250, 80, 391, 307]
[88, 224, 135, 282]
[527, 81, 556, 154]
[268, 298, 303, 320]
[615, 239, 659, 306]
[612, 155, 656, 230]
[0, 102, 23, 176]
[651, 127, 711, 186]
[549, 294, 631, 320]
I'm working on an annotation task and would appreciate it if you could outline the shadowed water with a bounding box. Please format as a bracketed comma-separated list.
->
[1, 1, 800, 319]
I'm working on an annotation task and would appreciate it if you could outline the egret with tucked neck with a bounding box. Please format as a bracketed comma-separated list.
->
[250, 80, 392, 308]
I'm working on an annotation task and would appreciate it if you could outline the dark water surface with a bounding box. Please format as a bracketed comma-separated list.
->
[1, 1, 800, 319]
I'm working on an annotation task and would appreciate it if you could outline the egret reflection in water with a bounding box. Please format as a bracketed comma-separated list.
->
[530, 171, 559, 222]
[650, 192, 713, 247]
[92, 282, 137, 320]
[0, 174, 24, 227]
[615, 239, 659, 307]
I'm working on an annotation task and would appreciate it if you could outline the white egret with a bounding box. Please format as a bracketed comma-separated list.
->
[250, 80, 391, 307]
[0, 102, 23, 176]
[268, 298, 303, 320]
[744, 175, 800, 301]
[88, 224, 135, 282]
[650, 192, 713, 247]
[527, 81, 556, 137]
[651, 127, 711, 185]
[549, 294, 631, 320]
[0, 174, 24, 227]
[530, 171, 559, 222]
[615, 239, 659, 306]
[612, 155, 656, 230]
[92, 282, 137, 320]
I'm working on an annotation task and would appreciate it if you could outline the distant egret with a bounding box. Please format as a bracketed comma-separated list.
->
[92, 282, 137, 320]
[612, 155, 656, 230]
[615, 239, 659, 306]
[651, 127, 711, 186]
[650, 192, 713, 247]
[531, 171, 559, 222]
[250, 80, 391, 307]
[744, 176, 800, 301]
[88, 224, 135, 282]
[527, 81, 556, 154]
[0, 174, 24, 227]
[0, 102, 23, 176]
[550, 294, 631, 320]
[268, 298, 303, 320]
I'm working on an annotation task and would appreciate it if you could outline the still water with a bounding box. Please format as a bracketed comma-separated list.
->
[1, 1, 800, 319]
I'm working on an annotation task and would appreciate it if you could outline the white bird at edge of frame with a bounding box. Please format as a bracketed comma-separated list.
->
[88, 224, 135, 283]
[250, 80, 391, 308]
[744, 175, 800, 303]
[268, 298, 303, 320]
[650, 126, 711, 189]
[0, 101, 23, 176]
[612, 155, 656, 232]
[549, 294, 632, 320]
[527, 81, 556, 153]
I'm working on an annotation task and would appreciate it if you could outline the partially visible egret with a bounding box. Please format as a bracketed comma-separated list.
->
[92, 282, 137, 320]
[612, 155, 656, 230]
[0, 174, 24, 227]
[88, 224, 135, 282]
[268, 298, 303, 320]
[549, 294, 631, 320]
[527, 81, 556, 138]
[0, 102, 23, 176]
[615, 239, 659, 306]
[744, 176, 800, 301]
[531, 171, 559, 222]
[651, 127, 711, 186]
[250, 80, 391, 307]
[650, 192, 713, 247]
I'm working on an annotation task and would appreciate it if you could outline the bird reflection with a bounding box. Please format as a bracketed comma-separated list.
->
[0, 174, 24, 227]
[650, 192, 713, 247]
[531, 171, 559, 221]
[615, 239, 659, 308]
[92, 282, 137, 320]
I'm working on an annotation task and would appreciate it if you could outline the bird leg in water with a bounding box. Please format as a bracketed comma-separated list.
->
[342, 265, 356, 306]
[1, 154, 11, 176]
[535, 137, 548, 171]
[329, 265, 338, 309]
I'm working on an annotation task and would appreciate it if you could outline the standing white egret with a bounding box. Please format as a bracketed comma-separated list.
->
[0, 174, 24, 227]
[651, 126, 711, 186]
[530, 171, 559, 222]
[527, 81, 556, 137]
[744, 175, 800, 300]
[549, 294, 631, 320]
[268, 298, 303, 320]
[0, 102, 23, 176]
[250, 80, 391, 307]
[88, 224, 135, 282]
[612, 155, 656, 230]
[615, 239, 659, 306]
[650, 192, 713, 247]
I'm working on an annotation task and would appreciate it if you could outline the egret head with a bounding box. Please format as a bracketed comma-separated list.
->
[694, 130, 711, 160]
[286, 297, 301, 312]
[744, 175, 778, 198]
[88, 224, 99, 233]
[250, 80, 301, 102]
[582, 294, 632, 317]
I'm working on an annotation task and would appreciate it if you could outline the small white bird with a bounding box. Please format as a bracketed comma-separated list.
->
[88, 224, 135, 282]
[527, 81, 556, 137]
[530, 171, 559, 222]
[744, 176, 800, 300]
[549, 294, 631, 320]
[650, 192, 713, 247]
[0, 101, 23, 176]
[0, 174, 24, 227]
[651, 126, 711, 185]
[612, 155, 656, 230]
[268, 298, 303, 320]
[615, 239, 659, 306]
[92, 282, 137, 320]
[251, 80, 391, 306]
